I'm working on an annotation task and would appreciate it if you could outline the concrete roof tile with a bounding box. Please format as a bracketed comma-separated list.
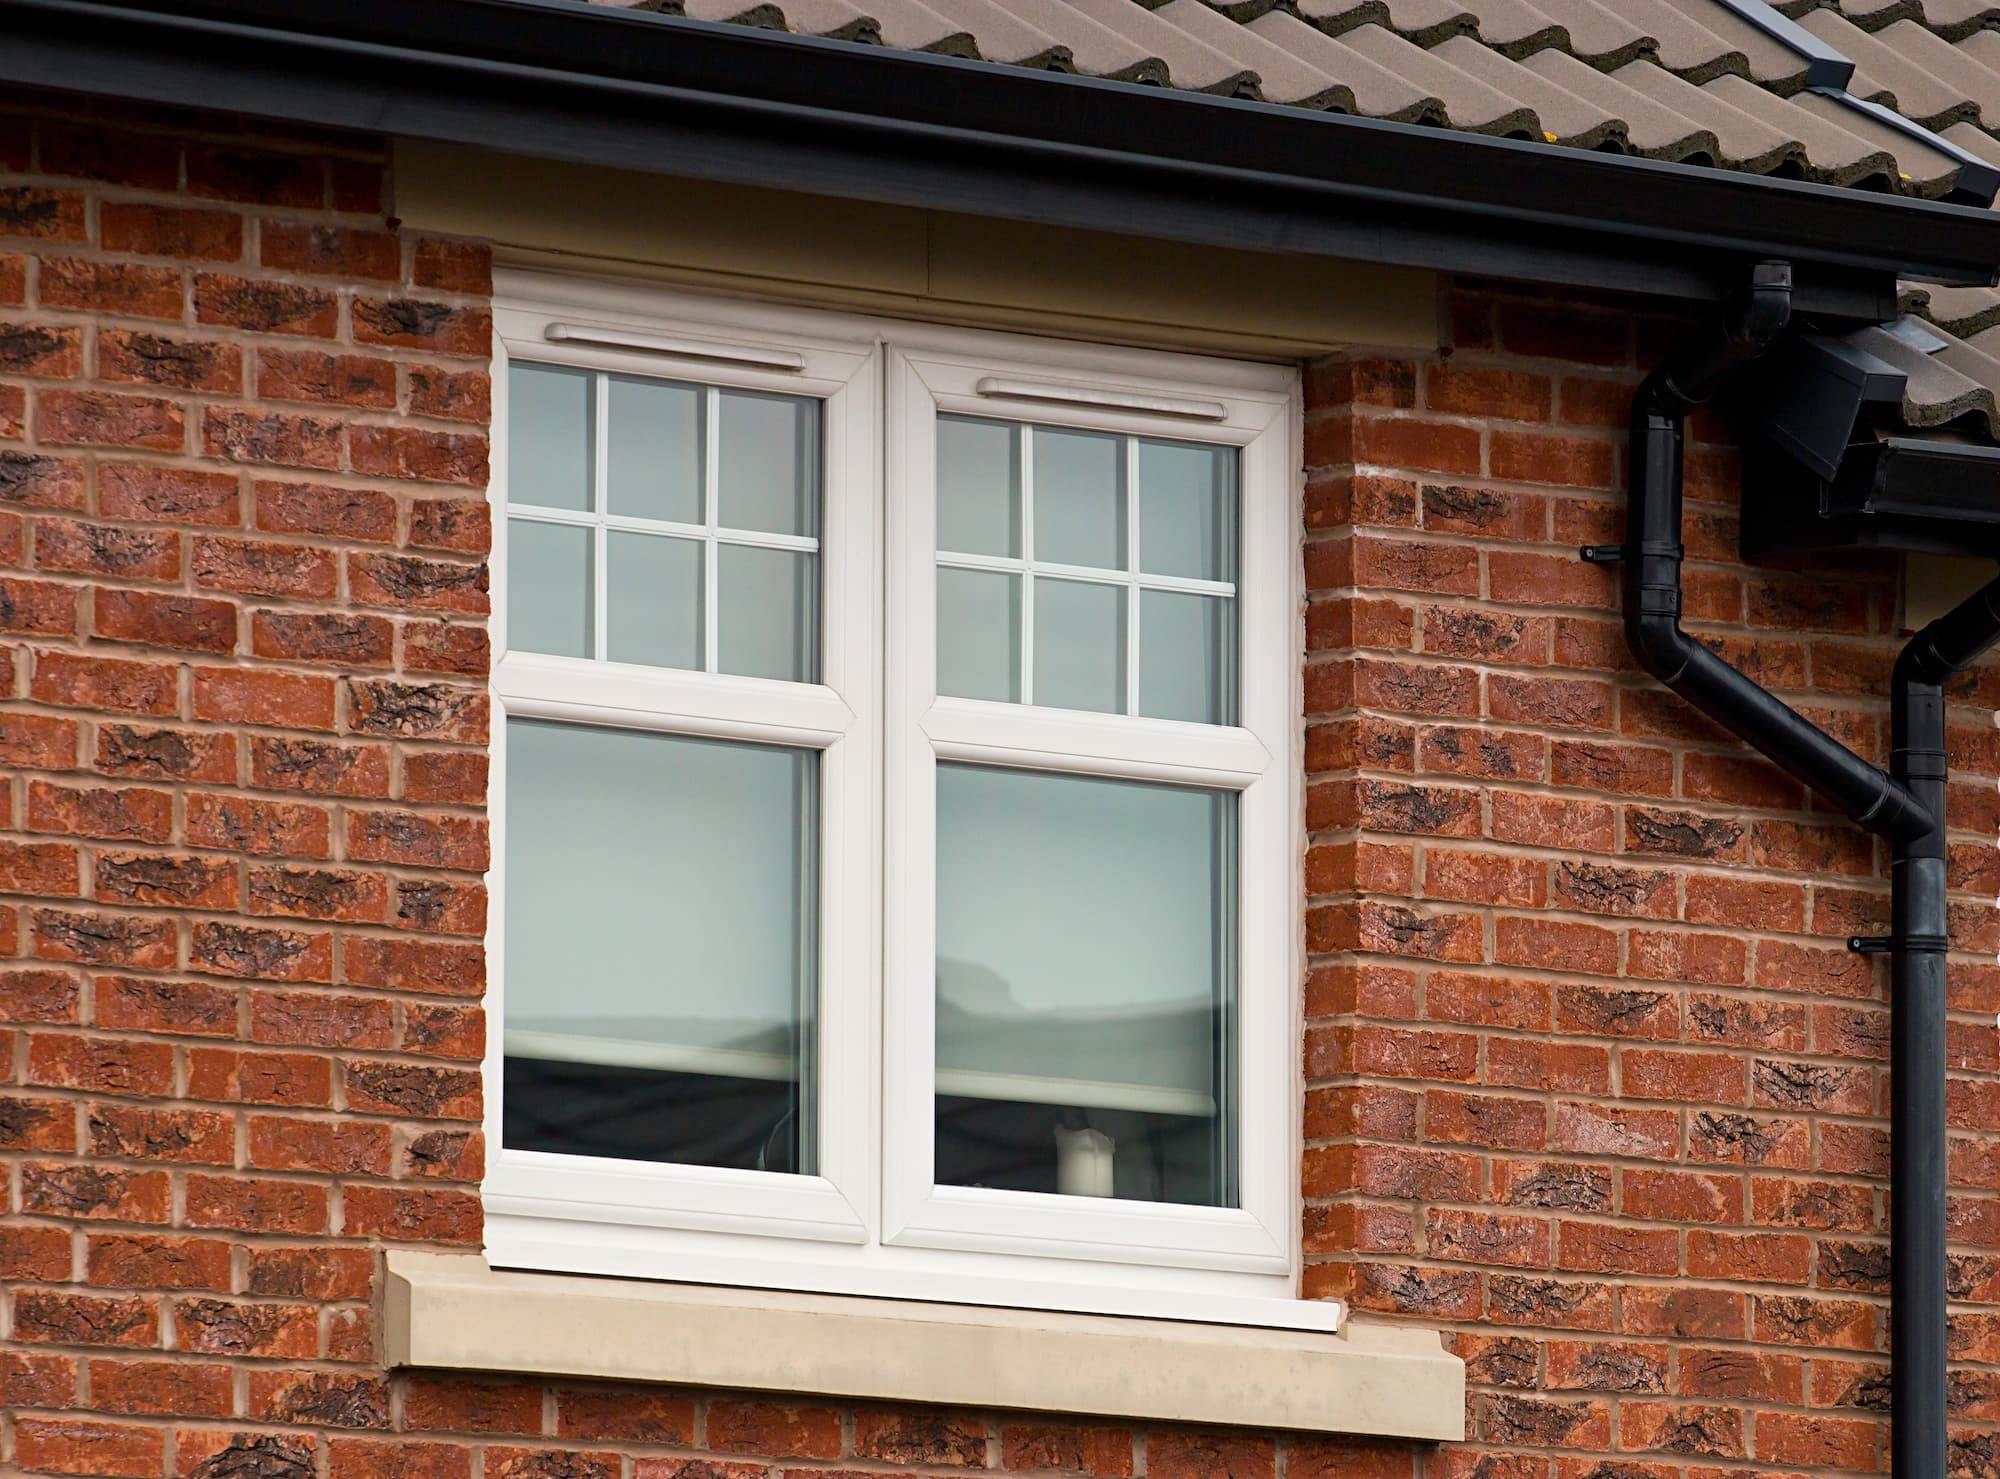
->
[1428, 32, 1624, 147]
[1153, 0, 1352, 106]
[1519, 50, 1717, 159]
[1799, 7, 1982, 127]
[1244, 13, 1459, 123]
[1611, 58, 1807, 174]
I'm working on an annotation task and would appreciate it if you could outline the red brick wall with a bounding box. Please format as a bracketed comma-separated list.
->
[4, 91, 1996, 1479]
[1302, 286, 2000, 1478]
[0, 95, 500, 1475]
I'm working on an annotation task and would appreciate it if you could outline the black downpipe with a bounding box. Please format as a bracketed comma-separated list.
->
[1602, 259, 2000, 1479]
[1891, 575, 2000, 1479]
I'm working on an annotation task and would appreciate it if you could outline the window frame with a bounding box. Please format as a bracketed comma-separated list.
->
[486, 275, 883, 1254]
[484, 270, 1318, 1329]
[882, 345, 1298, 1275]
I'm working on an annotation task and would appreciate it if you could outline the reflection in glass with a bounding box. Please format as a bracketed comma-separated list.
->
[503, 719, 817, 1173]
[507, 519, 592, 659]
[937, 567, 1021, 703]
[1034, 579, 1125, 715]
[606, 532, 703, 672]
[720, 544, 818, 684]
[1138, 439, 1235, 582]
[938, 416, 1021, 557]
[719, 389, 819, 537]
[607, 375, 702, 524]
[1033, 426, 1125, 570]
[509, 364, 593, 512]
[1139, 590, 1235, 725]
[934, 764, 1236, 1207]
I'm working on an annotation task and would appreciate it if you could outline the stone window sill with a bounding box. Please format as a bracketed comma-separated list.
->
[384, 1253, 1464, 1442]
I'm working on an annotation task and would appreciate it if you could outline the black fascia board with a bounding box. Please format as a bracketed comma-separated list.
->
[4, 0, 1998, 314]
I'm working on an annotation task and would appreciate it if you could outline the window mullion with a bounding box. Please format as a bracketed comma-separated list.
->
[1124, 435, 1141, 718]
[704, 386, 723, 674]
[592, 372, 611, 663]
[1019, 423, 1035, 708]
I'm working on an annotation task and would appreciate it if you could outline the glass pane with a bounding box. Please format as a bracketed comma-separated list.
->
[504, 719, 817, 1173]
[719, 544, 817, 684]
[509, 364, 593, 512]
[937, 415, 1020, 557]
[1138, 440, 1236, 582]
[718, 389, 819, 537]
[606, 531, 702, 672]
[1034, 426, 1125, 571]
[507, 519, 592, 659]
[935, 765, 1235, 1207]
[1140, 590, 1235, 726]
[1034, 578, 1124, 715]
[937, 567, 1020, 703]
[607, 375, 701, 524]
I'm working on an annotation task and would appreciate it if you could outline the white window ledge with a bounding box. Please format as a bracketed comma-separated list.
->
[384, 1253, 1464, 1442]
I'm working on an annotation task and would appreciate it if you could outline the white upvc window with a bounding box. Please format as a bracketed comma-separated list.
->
[486, 272, 1316, 1329]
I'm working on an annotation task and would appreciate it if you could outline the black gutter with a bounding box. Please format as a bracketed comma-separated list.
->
[9, 0, 2000, 314]
[1594, 262, 2000, 1479]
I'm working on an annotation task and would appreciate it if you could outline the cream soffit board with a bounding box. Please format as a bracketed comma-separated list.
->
[391, 142, 1439, 358]
[384, 1253, 1465, 1442]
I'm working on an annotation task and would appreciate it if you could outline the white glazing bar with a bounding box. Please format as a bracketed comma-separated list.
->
[510, 503, 819, 555]
[1124, 435, 1141, 717]
[703, 386, 722, 674]
[592, 371, 612, 663]
[934, 552, 1234, 600]
[1019, 423, 1035, 708]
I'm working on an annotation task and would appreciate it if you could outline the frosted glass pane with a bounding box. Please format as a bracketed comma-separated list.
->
[937, 567, 1020, 703]
[509, 364, 592, 512]
[1140, 590, 1235, 725]
[1034, 578, 1124, 715]
[935, 765, 1234, 1206]
[1034, 427, 1125, 570]
[718, 389, 818, 536]
[606, 532, 701, 671]
[507, 519, 592, 659]
[937, 415, 1020, 557]
[1138, 440, 1235, 581]
[504, 719, 816, 1173]
[607, 374, 701, 524]
[719, 544, 817, 684]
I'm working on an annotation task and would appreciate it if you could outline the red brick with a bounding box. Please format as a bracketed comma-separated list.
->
[191, 666, 336, 730]
[13, 1290, 159, 1348]
[0, 711, 81, 769]
[85, 1235, 231, 1292]
[352, 297, 491, 355]
[188, 921, 334, 983]
[203, 406, 344, 469]
[192, 535, 338, 598]
[708, 1400, 844, 1459]
[186, 792, 332, 858]
[88, 1357, 235, 1417]
[99, 330, 243, 392]
[258, 346, 397, 407]
[38, 258, 181, 318]
[28, 781, 173, 844]
[413, 239, 494, 294]
[349, 552, 489, 613]
[28, 905, 177, 971]
[177, 1297, 318, 1358]
[254, 480, 397, 541]
[0, 318, 83, 375]
[261, 221, 401, 279]
[349, 425, 489, 486]
[89, 1105, 234, 1166]
[0, 450, 87, 508]
[35, 518, 181, 578]
[184, 1173, 329, 1235]
[346, 810, 488, 870]
[195, 274, 338, 336]
[99, 202, 244, 261]
[14, 1418, 165, 1477]
[93, 589, 238, 653]
[98, 465, 241, 526]
[248, 1113, 391, 1174]
[0, 840, 82, 897]
[94, 975, 238, 1035]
